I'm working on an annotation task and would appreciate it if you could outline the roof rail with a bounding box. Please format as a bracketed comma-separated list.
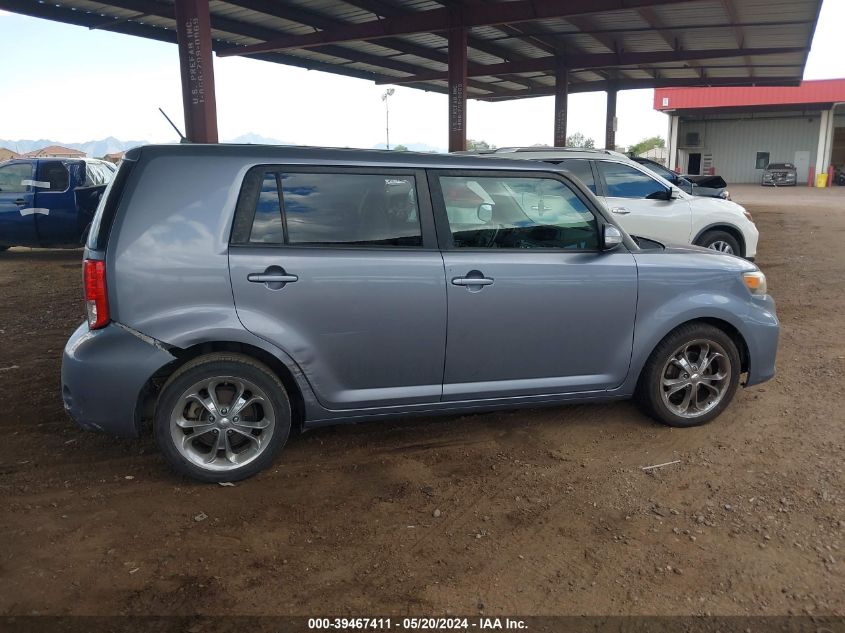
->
[492, 146, 616, 155]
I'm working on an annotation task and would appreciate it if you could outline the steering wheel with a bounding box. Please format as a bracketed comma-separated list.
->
[480, 224, 503, 248]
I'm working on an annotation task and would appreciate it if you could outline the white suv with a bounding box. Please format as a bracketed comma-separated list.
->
[472, 148, 758, 259]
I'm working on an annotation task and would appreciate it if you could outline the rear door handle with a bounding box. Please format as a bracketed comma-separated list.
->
[14, 199, 26, 206]
[452, 277, 494, 286]
[247, 273, 298, 283]
[611, 207, 630, 215]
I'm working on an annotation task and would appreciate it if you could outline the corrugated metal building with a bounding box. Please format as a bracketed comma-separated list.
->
[655, 79, 845, 184]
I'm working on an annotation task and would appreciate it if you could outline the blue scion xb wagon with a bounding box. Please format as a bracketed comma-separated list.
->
[61, 145, 779, 482]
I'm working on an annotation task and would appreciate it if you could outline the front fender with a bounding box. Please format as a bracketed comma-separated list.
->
[619, 252, 775, 394]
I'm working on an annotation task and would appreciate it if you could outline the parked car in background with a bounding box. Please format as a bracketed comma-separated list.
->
[761, 162, 797, 186]
[62, 144, 778, 482]
[0, 157, 116, 250]
[468, 147, 758, 258]
[630, 156, 731, 200]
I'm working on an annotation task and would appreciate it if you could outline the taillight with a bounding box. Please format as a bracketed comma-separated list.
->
[83, 259, 110, 329]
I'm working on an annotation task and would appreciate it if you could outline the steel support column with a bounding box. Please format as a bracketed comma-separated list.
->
[605, 85, 617, 150]
[554, 63, 569, 147]
[448, 27, 468, 153]
[174, 0, 218, 143]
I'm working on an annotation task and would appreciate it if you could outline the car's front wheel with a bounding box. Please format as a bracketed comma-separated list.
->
[697, 230, 741, 256]
[637, 323, 741, 427]
[154, 353, 291, 482]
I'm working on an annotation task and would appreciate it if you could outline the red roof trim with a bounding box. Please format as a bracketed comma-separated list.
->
[654, 78, 845, 112]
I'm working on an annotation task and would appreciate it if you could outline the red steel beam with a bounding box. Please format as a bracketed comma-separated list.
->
[216, 0, 698, 57]
[375, 46, 805, 84]
[174, 0, 218, 143]
[448, 27, 468, 152]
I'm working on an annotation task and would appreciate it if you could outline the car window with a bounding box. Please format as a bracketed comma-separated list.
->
[554, 159, 596, 193]
[41, 162, 70, 191]
[598, 161, 667, 199]
[638, 160, 677, 183]
[247, 171, 422, 247]
[438, 175, 598, 250]
[249, 173, 285, 244]
[0, 163, 33, 194]
[85, 162, 114, 186]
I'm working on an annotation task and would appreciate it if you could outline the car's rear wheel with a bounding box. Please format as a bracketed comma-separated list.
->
[636, 323, 741, 428]
[154, 353, 291, 482]
[697, 230, 741, 256]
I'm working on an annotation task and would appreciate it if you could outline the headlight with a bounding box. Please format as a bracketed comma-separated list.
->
[742, 270, 767, 296]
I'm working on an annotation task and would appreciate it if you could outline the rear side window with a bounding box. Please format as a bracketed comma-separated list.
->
[86, 158, 135, 251]
[597, 161, 666, 199]
[555, 159, 596, 193]
[41, 162, 69, 192]
[235, 170, 422, 248]
[249, 174, 285, 243]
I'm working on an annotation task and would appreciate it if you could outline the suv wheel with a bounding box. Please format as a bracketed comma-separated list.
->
[637, 323, 741, 427]
[154, 353, 291, 482]
[697, 230, 741, 256]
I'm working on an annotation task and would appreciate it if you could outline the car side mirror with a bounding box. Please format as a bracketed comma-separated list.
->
[602, 225, 623, 251]
[670, 187, 682, 199]
[477, 202, 494, 223]
[645, 188, 671, 201]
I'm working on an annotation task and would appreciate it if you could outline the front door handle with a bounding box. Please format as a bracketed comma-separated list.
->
[247, 273, 299, 283]
[14, 199, 26, 206]
[611, 207, 630, 215]
[452, 270, 494, 291]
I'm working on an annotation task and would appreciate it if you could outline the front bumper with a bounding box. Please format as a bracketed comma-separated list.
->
[743, 295, 779, 387]
[61, 322, 176, 437]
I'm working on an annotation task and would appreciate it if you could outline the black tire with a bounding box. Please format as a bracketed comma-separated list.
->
[696, 229, 742, 256]
[154, 353, 291, 482]
[636, 322, 741, 428]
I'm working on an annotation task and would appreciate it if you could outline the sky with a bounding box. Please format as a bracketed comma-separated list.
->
[0, 0, 842, 151]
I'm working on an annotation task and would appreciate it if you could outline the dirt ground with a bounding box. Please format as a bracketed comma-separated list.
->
[1, 185, 843, 617]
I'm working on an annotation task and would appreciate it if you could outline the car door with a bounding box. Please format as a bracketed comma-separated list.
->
[32, 160, 78, 245]
[430, 170, 638, 401]
[228, 166, 447, 410]
[596, 160, 692, 245]
[0, 162, 37, 247]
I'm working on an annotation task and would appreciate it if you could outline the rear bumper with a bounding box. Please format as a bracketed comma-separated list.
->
[743, 295, 779, 387]
[61, 322, 176, 437]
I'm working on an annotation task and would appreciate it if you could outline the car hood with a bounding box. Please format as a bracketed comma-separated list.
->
[631, 238, 757, 270]
[686, 174, 727, 188]
[688, 195, 747, 217]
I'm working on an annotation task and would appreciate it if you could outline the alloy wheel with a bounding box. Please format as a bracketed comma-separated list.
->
[708, 240, 734, 254]
[660, 339, 731, 419]
[169, 376, 276, 471]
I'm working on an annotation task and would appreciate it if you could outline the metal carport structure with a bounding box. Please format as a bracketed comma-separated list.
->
[0, 0, 823, 150]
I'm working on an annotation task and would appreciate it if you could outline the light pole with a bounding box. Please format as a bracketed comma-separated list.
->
[381, 88, 395, 149]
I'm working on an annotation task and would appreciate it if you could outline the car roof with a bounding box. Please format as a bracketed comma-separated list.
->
[127, 143, 583, 173]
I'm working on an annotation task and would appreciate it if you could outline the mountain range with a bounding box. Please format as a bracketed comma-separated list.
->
[1, 135, 445, 157]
